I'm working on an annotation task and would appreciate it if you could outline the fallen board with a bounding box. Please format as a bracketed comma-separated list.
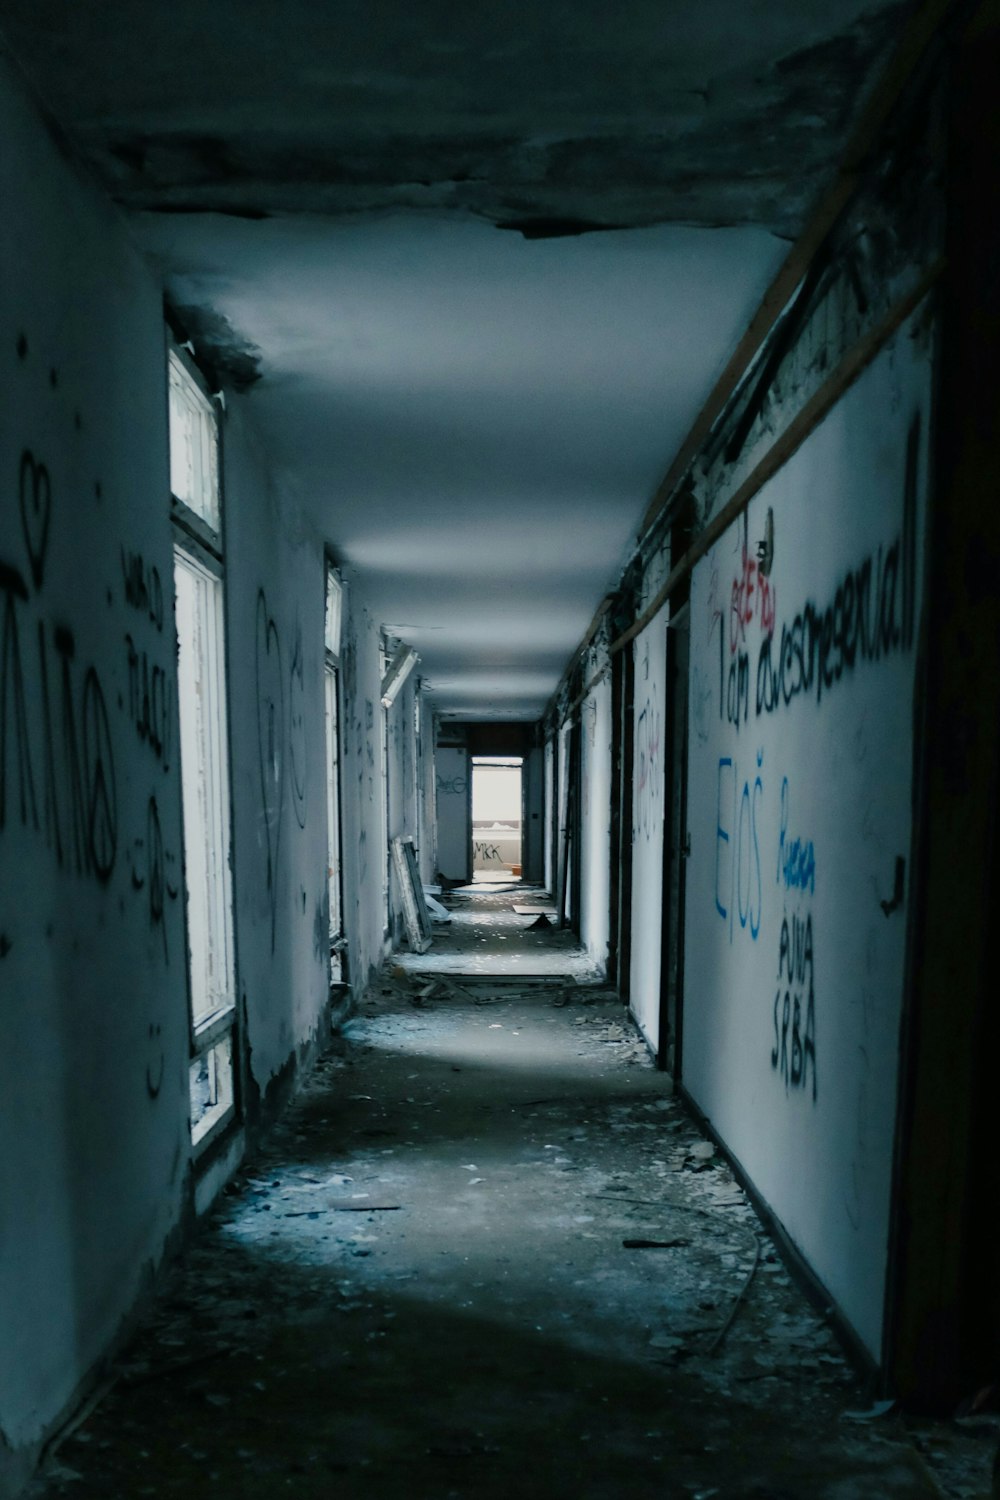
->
[392, 836, 432, 953]
[513, 904, 558, 916]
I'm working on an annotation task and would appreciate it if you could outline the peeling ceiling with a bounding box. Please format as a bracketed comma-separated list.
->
[0, 0, 913, 717]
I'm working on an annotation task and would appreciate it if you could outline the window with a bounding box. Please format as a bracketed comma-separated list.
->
[169, 346, 237, 1151]
[169, 350, 220, 531]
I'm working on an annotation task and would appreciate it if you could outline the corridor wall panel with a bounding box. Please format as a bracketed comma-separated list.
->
[222, 406, 329, 1103]
[543, 736, 555, 895]
[338, 593, 392, 984]
[628, 609, 668, 1049]
[0, 54, 189, 1482]
[682, 319, 932, 1359]
[435, 746, 469, 882]
[579, 674, 612, 970]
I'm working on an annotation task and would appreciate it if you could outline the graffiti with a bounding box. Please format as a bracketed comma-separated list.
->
[1, 550, 118, 882]
[436, 774, 467, 796]
[710, 428, 919, 729]
[19, 450, 52, 591]
[772, 911, 817, 1100]
[777, 777, 816, 894]
[719, 634, 751, 731]
[313, 894, 329, 966]
[730, 543, 776, 653]
[474, 841, 502, 863]
[714, 751, 763, 942]
[755, 518, 916, 716]
[146, 795, 170, 960]
[364, 698, 376, 782]
[145, 1021, 164, 1099]
[0, 563, 36, 831]
[255, 588, 284, 953]
[691, 664, 712, 747]
[125, 635, 173, 768]
[3, 439, 121, 884]
[120, 547, 164, 631]
[289, 619, 307, 830]
[127, 794, 179, 961]
[635, 688, 662, 839]
[707, 560, 723, 643]
[342, 635, 357, 703]
[82, 666, 117, 880]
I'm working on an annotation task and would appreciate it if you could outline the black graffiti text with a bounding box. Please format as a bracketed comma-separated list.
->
[125, 635, 173, 769]
[1, 559, 117, 884]
[121, 547, 164, 631]
[772, 911, 817, 1101]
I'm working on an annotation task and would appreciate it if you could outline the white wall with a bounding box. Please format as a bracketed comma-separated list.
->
[543, 736, 555, 894]
[338, 591, 391, 985]
[0, 55, 189, 1485]
[386, 670, 426, 942]
[222, 404, 330, 1106]
[579, 673, 612, 970]
[435, 745, 469, 881]
[0, 56, 412, 1491]
[556, 721, 573, 919]
[628, 610, 668, 1048]
[417, 696, 437, 886]
[522, 744, 544, 884]
[682, 322, 931, 1358]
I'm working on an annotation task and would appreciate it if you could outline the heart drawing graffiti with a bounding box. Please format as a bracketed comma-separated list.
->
[19, 449, 52, 591]
[289, 618, 307, 830]
[255, 589, 284, 952]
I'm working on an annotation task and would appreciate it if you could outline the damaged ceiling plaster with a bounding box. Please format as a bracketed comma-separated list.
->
[0, 0, 913, 716]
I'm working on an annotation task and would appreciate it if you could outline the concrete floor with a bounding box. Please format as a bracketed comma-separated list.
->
[29, 894, 997, 1498]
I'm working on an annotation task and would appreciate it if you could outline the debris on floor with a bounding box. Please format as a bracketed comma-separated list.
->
[26, 890, 996, 1499]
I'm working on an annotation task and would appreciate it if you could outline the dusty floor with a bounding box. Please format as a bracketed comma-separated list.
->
[30, 892, 998, 1498]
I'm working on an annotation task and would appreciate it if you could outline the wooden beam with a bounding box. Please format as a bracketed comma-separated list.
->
[638, 0, 964, 545]
[611, 258, 945, 656]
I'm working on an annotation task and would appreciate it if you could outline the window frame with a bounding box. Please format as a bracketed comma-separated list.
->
[168, 338, 239, 1158]
[324, 561, 348, 985]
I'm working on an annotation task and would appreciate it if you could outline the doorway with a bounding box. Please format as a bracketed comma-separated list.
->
[471, 757, 523, 881]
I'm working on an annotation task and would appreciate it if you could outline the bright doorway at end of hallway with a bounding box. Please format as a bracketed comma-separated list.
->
[472, 757, 522, 881]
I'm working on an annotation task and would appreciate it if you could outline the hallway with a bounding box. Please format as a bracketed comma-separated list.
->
[4, 5, 1000, 1494]
[26, 896, 976, 1499]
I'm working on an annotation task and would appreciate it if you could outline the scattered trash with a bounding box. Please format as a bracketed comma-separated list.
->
[119, 1347, 233, 1387]
[44, 1465, 85, 1484]
[423, 892, 453, 923]
[51, 895, 970, 1498]
[842, 1398, 898, 1422]
[648, 1331, 686, 1353]
[706, 1232, 761, 1355]
[622, 1238, 690, 1249]
[285, 1203, 401, 1214]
